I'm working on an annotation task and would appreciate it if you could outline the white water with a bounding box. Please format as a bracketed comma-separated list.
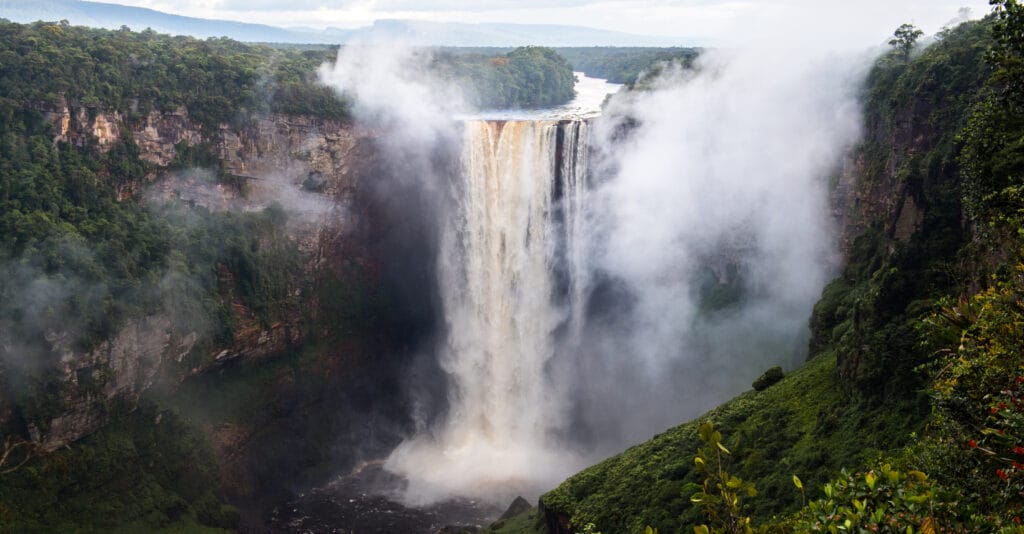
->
[560, 121, 590, 344]
[385, 119, 592, 505]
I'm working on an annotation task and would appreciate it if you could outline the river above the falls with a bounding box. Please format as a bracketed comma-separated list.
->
[459, 71, 622, 121]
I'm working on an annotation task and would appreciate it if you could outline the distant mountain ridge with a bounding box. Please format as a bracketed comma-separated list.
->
[0, 0, 326, 42]
[354, 19, 687, 47]
[0, 0, 692, 46]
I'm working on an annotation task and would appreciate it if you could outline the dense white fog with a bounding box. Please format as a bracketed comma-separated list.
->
[568, 46, 868, 448]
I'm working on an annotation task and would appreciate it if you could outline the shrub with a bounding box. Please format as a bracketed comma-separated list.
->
[786, 464, 1002, 532]
[752, 367, 784, 392]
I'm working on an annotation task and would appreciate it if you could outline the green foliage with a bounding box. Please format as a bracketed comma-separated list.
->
[690, 422, 758, 534]
[929, 17, 1024, 518]
[960, 3, 1024, 246]
[0, 17, 437, 532]
[555, 47, 701, 85]
[541, 354, 919, 533]
[915, 268, 1024, 521]
[811, 19, 992, 399]
[787, 464, 999, 533]
[990, 0, 1024, 102]
[0, 80, 307, 431]
[436, 46, 702, 86]
[431, 46, 576, 108]
[173, 203, 305, 332]
[0, 22, 345, 399]
[0, 20, 350, 128]
[482, 507, 546, 534]
[0, 107, 175, 360]
[889, 23, 925, 59]
[751, 367, 784, 392]
[0, 401, 236, 532]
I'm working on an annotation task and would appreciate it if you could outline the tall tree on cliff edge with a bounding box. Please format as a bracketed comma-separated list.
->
[889, 23, 924, 59]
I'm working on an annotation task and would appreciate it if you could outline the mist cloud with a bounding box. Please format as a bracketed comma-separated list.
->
[318, 40, 464, 145]
[565, 45, 869, 448]
[311, 14, 881, 510]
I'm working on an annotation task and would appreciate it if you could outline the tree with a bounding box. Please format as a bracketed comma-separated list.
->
[889, 23, 924, 59]
[991, 0, 1024, 103]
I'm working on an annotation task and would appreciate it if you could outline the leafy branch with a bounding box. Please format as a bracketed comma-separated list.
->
[690, 421, 757, 534]
[0, 436, 41, 476]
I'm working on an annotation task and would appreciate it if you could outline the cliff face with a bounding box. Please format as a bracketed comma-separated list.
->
[33, 315, 197, 451]
[23, 99, 382, 451]
[814, 22, 991, 389]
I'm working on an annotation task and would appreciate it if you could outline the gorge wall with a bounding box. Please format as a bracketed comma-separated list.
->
[5, 96, 393, 454]
[0, 94, 455, 530]
[811, 19, 992, 394]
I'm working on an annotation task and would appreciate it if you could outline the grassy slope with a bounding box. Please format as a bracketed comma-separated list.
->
[540, 353, 923, 533]
[486, 508, 547, 534]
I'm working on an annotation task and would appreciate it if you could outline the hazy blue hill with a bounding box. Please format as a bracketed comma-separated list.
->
[0, 0, 326, 42]
[0, 0, 691, 46]
[358, 19, 687, 47]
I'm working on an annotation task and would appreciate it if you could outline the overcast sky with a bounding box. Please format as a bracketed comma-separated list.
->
[102, 0, 992, 47]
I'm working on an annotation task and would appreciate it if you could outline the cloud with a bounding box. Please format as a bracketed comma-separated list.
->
[104, 0, 994, 45]
[215, 0, 600, 11]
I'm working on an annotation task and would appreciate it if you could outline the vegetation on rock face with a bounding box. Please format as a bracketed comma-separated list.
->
[0, 103, 311, 525]
[0, 19, 406, 529]
[810, 17, 992, 401]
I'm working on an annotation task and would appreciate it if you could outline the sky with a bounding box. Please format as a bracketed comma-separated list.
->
[98, 0, 992, 47]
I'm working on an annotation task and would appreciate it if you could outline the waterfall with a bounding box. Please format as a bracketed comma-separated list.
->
[559, 120, 590, 345]
[385, 119, 590, 504]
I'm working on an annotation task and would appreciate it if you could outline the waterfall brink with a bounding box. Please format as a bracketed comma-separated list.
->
[385, 119, 590, 505]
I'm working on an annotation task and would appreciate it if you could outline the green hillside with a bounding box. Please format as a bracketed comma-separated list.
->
[536, 7, 1024, 534]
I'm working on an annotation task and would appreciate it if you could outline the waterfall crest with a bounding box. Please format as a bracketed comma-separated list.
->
[385, 119, 590, 504]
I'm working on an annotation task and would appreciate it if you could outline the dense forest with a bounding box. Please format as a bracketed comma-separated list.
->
[442, 46, 703, 85]
[555, 47, 701, 85]
[431, 46, 576, 108]
[0, 20, 579, 125]
[533, 6, 1024, 534]
[0, 20, 349, 127]
[0, 25, 327, 533]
